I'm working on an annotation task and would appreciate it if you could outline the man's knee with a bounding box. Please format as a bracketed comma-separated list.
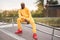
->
[30, 19, 35, 24]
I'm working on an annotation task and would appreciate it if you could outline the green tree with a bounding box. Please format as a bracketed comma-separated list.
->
[35, 0, 44, 17]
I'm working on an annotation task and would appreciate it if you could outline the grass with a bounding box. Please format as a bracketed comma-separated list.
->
[0, 17, 60, 27]
[34, 17, 60, 27]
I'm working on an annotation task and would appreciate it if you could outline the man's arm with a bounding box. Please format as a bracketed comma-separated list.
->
[18, 10, 26, 19]
[26, 8, 32, 19]
[18, 10, 21, 18]
[22, 8, 32, 21]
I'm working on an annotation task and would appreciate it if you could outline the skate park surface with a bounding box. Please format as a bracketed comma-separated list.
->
[0, 22, 60, 40]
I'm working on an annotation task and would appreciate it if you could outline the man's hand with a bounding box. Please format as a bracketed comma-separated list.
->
[20, 16, 25, 19]
[20, 16, 30, 24]
[26, 18, 30, 21]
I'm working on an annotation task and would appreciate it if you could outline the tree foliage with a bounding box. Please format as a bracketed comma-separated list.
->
[31, 0, 45, 17]
[2, 10, 18, 17]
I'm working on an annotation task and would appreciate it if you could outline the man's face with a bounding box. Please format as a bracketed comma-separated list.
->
[21, 3, 25, 9]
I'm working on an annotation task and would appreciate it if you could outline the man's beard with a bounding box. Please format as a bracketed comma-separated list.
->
[21, 7, 25, 9]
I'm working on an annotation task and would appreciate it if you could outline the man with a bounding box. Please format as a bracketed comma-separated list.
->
[15, 3, 37, 39]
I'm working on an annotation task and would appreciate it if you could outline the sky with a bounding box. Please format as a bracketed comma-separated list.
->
[0, 0, 37, 11]
[0, 0, 60, 11]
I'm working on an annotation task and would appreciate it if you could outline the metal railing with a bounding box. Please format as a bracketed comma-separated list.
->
[36, 23, 60, 40]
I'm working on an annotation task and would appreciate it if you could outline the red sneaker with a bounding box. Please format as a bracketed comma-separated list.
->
[15, 29, 22, 34]
[33, 33, 37, 39]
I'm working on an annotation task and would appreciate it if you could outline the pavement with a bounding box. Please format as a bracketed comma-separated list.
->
[0, 23, 60, 40]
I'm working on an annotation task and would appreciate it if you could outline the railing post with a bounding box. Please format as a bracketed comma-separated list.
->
[12, 17, 14, 27]
[51, 28, 55, 40]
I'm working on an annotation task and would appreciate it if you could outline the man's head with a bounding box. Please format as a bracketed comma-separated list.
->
[21, 3, 25, 9]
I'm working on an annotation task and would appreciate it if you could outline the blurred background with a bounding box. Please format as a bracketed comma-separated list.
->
[0, 0, 60, 27]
